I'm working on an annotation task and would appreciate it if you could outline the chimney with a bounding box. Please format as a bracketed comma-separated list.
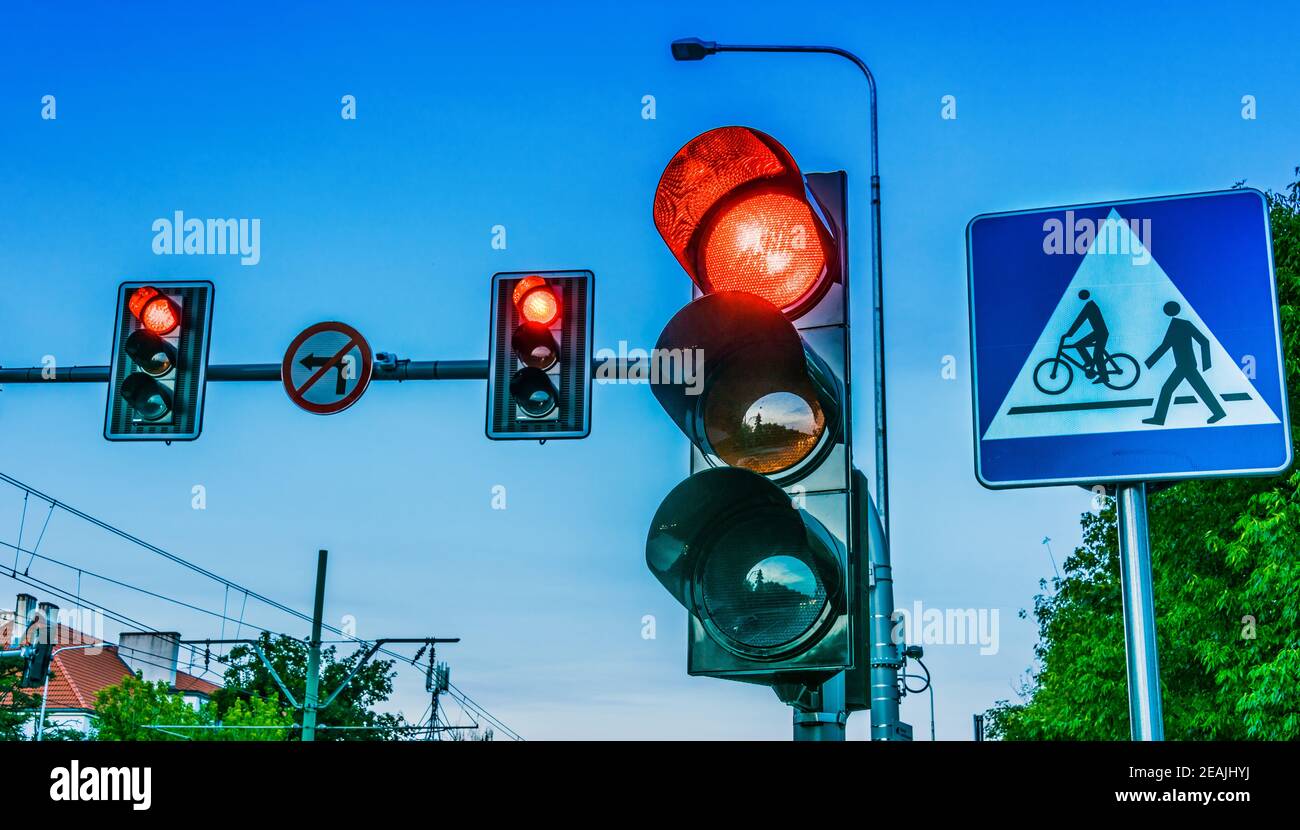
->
[12, 594, 37, 647]
[117, 632, 180, 686]
[35, 602, 59, 645]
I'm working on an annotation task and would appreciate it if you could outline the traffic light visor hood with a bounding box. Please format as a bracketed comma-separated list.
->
[645, 466, 844, 660]
[653, 126, 836, 317]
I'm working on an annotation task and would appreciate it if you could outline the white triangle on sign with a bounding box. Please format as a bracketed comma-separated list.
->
[983, 209, 1279, 441]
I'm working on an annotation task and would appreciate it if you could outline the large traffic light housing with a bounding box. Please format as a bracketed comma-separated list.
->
[486, 270, 593, 440]
[645, 126, 862, 706]
[105, 280, 214, 441]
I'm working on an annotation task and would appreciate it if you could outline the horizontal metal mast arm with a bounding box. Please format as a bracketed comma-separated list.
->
[0, 360, 493, 383]
[0, 357, 641, 384]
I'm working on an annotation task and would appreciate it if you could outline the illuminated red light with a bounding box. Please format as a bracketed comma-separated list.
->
[128, 285, 181, 335]
[701, 191, 827, 312]
[653, 126, 834, 316]
[140, 296, 180, 335]
[514, 276, 560, 326]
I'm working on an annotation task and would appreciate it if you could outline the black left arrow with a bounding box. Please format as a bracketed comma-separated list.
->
[299, 352, 348, 395]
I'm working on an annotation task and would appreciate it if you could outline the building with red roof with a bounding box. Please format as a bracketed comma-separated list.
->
[2, 593, 222, 737]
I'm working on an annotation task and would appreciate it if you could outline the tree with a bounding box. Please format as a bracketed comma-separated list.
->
[987, 172, 1300, 740]
[94, 674, 205, 741]
[0, 656, 40, 740]
[93, 673, 294, 741]
[212, 632, 406, 741]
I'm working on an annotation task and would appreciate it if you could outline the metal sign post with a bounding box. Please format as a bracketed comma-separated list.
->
[1115, 483, 1164, 740]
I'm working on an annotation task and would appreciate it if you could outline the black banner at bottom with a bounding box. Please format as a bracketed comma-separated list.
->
[9, 739, 1282, 817]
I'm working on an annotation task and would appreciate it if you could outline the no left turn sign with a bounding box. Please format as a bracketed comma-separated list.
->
[282, 321, 373, 415]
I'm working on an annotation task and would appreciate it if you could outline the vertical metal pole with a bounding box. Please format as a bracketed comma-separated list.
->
[36, 666, 52, 741]
[869, 168, 888, 536]
[301, 549, 328, 742]
[869, 552, 902, 739]
[1116, 484, 1164, 741]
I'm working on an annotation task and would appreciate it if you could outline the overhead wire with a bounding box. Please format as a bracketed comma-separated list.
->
[0, 471, 523, 740]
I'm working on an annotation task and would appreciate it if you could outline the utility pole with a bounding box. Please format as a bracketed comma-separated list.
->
[301, 549, 328, 742]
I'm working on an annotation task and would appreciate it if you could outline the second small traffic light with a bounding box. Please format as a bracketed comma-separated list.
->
[105, 280, 214, 441]
[486, 270, 593, 440]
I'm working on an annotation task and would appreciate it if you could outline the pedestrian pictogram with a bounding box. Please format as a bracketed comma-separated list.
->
[969, 190, 1290, 487]
[282, 322, 373, 415]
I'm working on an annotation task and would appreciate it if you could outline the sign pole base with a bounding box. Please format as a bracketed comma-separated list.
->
[1116, 483, 1165, 741]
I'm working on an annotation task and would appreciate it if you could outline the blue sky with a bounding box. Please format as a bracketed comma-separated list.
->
[2, 1, 1298, 739]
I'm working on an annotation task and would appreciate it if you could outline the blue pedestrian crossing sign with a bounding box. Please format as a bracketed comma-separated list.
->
[968, 189, 1290, 488]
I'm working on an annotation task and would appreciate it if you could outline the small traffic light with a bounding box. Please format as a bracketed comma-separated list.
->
[486, 270, 593, 440]
[645, 127, 862, 706]
[105, 280, 214, 441]
[21, 643, 52, 687]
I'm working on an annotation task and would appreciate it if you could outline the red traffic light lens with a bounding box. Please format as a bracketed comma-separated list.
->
[129, 286, 181, 335]
[700, 190, 827, 312]
[513, 277, 560, 326]
[140, 295, 181, 335]
[654, 127, 834, 316]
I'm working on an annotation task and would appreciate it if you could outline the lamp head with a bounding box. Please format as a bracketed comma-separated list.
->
[671, 37, 717, 61]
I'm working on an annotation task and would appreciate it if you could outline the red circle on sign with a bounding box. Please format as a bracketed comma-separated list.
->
[282, 321, 374, 415]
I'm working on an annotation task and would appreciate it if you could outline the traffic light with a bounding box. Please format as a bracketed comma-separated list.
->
[20, 604, 53, 687]
[21, 643, 52, 687]
[645, 126, 863, 708]
[486, 270, 593, 440]
[105, 280, 214, 441]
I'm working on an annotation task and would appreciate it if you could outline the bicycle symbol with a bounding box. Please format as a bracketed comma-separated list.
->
[1032, 335, 1141, 395]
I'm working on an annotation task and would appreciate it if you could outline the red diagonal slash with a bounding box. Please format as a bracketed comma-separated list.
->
[295, 337, 360, 397]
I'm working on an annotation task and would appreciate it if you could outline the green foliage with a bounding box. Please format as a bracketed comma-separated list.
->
[93, 673, 294, 741]
[987, 172, 1300, 740]
[93, 674, 205, 741]
[0, 656, 40, 740]
[212, 632, 405, 740]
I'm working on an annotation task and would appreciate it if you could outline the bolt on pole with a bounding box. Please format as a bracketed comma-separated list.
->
[1116, 483, 1165, 740]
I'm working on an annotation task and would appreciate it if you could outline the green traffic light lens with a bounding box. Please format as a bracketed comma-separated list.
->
[124, 329, 177, 377]
[697, 512, 830, 655]
[120, 372, 173, 421]
[509, 367, 558, 417]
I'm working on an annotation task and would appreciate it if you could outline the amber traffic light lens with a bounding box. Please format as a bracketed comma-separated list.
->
[700, 190, 827, 312]
[512, 321, 559, 370]
[703, 373, 826, 475]
[124, 329, 177, 377]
